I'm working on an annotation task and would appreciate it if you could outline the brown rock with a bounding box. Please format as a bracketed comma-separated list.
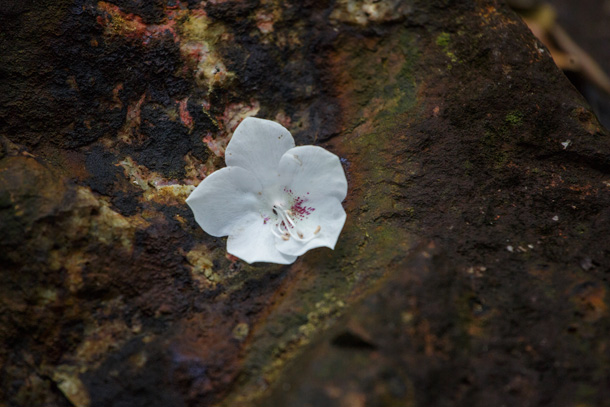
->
[1, 0, 609, 406]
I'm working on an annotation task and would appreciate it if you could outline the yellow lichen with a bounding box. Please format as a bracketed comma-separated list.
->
[36, 287, 58, 306]
[232, 322, 250, 341]
[52, 365, 91, 407]
[330, 0, 413, 26]
[129, 351, 148, 369]
[185, 243, 216, 290]
[118, 156, 198, 205]
[71, 187, 144, 250]
[179, 13, 234, 90]
[75, 318, 131, 363]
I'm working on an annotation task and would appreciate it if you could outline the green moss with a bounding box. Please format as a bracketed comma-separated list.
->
[573, 223, 588, 235]
[436, 32, 458, 63]
[221, 27, 422, 407]
[342, 28, 420, 268]
[403, 206, 415, 218]
[481, 129, 496, 147]
[436, 32, 451, 48]
[505, 110, 523, 126]
[493, 151, 509, 169]
[574, 383, 597, 403]
[250, 27, 421, 384]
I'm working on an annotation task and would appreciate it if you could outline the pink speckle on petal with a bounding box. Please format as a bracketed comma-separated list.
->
[281, 187, 316, 222]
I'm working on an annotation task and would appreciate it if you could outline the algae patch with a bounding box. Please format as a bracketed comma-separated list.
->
[505, 110, 523, 126]
[436, 32, 458, 64]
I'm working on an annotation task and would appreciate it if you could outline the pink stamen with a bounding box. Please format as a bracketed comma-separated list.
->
[268, 188, 319, 242]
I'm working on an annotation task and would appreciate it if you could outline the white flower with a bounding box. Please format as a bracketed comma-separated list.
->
[186, 117, 348, 264]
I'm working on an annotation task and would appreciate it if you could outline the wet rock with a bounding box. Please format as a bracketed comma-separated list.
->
[1, 0, 609, 406]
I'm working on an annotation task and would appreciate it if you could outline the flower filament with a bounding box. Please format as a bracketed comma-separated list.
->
[269, 203, 319, 242]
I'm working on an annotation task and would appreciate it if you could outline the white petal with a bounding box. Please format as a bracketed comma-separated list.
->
[277, 146, 347, 202]
[186, 166, 263, 237]
[225, 117, 295, 188]
[227, 212, 298, 264]
[275, 197, 347, 257]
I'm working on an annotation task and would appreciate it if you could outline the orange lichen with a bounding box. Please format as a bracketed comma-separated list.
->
[571, 282, 607, 323]
[178, 98, 194, 129]
[97, 1, 180, 44]
[255, 10, 275, 34]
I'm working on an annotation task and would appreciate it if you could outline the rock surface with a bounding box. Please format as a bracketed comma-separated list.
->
[1, 0, 609, 406]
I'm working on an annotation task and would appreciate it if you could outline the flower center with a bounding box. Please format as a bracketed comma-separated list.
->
[261, 188, 321, 242]
[268, 202, 320, 242]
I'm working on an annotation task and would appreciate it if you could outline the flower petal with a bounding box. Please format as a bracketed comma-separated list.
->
[275, 197, 347, 257]
[277, 145, 347, 202]
[225, 117, 295, 188]
[227, 212, 298, 264]
[186, 166, 263, 237]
